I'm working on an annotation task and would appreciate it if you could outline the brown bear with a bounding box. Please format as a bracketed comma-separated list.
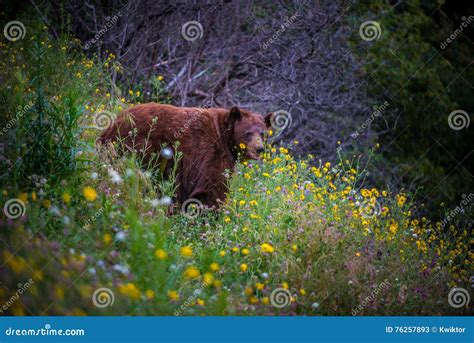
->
[99, 103, 272, 207]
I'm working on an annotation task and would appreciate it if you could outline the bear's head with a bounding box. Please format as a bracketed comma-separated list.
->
[229, 106, 272, 160]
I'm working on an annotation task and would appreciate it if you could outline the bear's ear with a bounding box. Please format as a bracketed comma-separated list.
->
[264, 113, 273, 128]
[229, 106, 241, 121]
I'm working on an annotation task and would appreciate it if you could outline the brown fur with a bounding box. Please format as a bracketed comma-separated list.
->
[99, 103, 271, 207]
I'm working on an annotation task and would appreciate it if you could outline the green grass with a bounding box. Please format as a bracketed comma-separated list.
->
[0, 24, 471, 316]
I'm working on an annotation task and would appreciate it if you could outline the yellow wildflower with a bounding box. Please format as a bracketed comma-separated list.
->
[203, 272, 214, 285]
[397, 194, 407, 207]
[167, 290, 179, 301]
[62, 192, 71, 205]
[361, 189, 371, 198]
[155, 249, 168, 260]
[55, 286, 65, 300]
[249, 296, 259, 304]
[183, 266, 200, 279]
[43, 200, 51, 209]
[4, 251, 26, 274]
[82, 187, 97, 202]
[261, 243, 275, 254]
[18, 192, 28, 203]
[103, 233, 112, 245]
[180, 246, 193, 258]
[118, 283, 141, 300]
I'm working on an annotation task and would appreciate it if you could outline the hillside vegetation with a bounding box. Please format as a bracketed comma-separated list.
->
[0, 24, 471, 316]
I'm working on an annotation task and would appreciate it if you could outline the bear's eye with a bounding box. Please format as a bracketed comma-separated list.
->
[245, 131, 253, 139]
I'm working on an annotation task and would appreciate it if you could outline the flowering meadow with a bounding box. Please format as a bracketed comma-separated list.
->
[0, 25, 472, 316]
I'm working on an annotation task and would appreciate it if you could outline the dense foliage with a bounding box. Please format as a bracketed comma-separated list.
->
[0, 20, 471, 315]
[352, 0, 473, 218]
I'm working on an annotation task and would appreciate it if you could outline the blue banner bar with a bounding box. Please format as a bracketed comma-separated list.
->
[0, 317, 472, 342]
